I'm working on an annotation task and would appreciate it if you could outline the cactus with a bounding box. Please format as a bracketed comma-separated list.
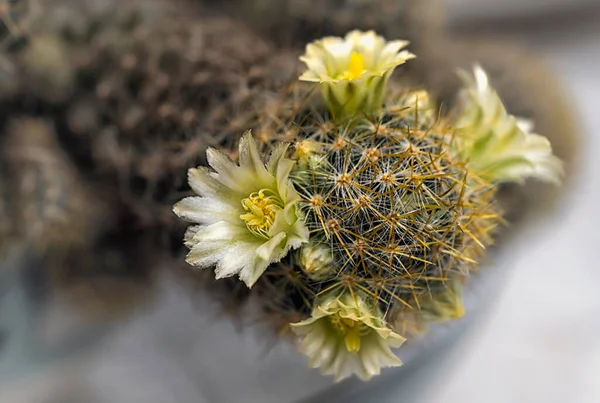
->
[0, 118, 109, 255]
[241, 97, 500, 336]
[0, 0, 573, 379]
[168, 19, 565, 379]
[199, 0, 445, 48]
[293, 110, 499, 304]
[0, 1, 301, 313]
[0, 1, 301, 243]
[0, 0, 39, 49]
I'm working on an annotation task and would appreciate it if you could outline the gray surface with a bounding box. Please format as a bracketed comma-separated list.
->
[0, 264, 507, 403]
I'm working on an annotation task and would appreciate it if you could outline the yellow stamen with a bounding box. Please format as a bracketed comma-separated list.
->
[331, 315, 363, 353]
[344, 327, 361, 353]
[339, 51, 365, 80]
[349, 52, 365, 78]
[240, 190, 283, 239]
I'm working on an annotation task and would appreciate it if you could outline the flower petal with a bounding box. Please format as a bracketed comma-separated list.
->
[187, 166, 227, 197]
[237, 258, 269, 288]
[291, 292, 406, 381]
[206, 147, 253, 193]
[183, 225, 203, 249]
[256, 231, 286, 261]
[173, 197, 239, 224]
[214, 242, 257, 280]
[238, 131, 272, 184]
[299, 30, 414, 119]
[186, 241, 230, 268]
[174, 129, 308, 288]
[194, 221, 249, 243]
[454, 65, 563, 184]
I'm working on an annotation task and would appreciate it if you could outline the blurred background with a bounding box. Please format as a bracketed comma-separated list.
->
[1, 0, 599, 402]
[424, 4, 600, 402]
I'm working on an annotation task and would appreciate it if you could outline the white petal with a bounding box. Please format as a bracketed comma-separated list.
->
[473, 64, 490, 93]
[276, 163, 295, 199]
[299, 57, 328, 81]
[238, 131, 272, 184]
[194, 221, 248, 243]
[299, 322, 329, 357]
[269, 207, 293, 235]
[298, 71, 322, 82]
[237, 257, 270, 288]
[206, 147, 252, 193]
[188, 167, 227, 197]
[186, 241, 230, 268]
[455, 65, 563, 184]
[287, 219, 310, 250]
[267, 143, 289, 174]
[173, 197, 238, 224]
[336, 352, 368, 382]
[312, 337, 340, 373]
[359, 333, 402, 378]
[256, 232, 286, 261]
[516, 118, 535, 133]
[184, 225, 203, 248]
[214, 243, 257, 280]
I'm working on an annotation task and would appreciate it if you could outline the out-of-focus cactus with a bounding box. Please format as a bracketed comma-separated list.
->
[6, 4, 303, 210]
[0, 118, 109, 256]
[0, 1, 301, 314]
[199, 0, 445, 48]
[0, 0, 39, 48]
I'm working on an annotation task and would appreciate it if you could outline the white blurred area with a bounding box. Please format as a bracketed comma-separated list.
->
[423, 6, 600, 403]
[2, 1, 600, 403]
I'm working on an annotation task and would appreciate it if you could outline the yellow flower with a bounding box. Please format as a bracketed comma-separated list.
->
[299, 30, 415, 120]
[454, 65, 563, 184]
[291, 292, 405, 381]
[173, 132, 309, 288]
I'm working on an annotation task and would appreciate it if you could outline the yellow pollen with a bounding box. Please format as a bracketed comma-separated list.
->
[339, 51, 365, 80]
[331, 315, 363, 353]
[240, 190, 283, 238]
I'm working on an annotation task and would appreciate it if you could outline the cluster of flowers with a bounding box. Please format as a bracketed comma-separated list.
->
[173, 31, 562, 381]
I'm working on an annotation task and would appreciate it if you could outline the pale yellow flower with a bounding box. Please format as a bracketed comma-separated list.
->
[389, 280, 465, 338]
[299, 243, 335, 280]
[299, 30, 415, 119]
[392, 89, 436, 127]
[294, 139, 322, 169]
[420, 281, 465, 323]
[454, 65, 563, 184]
[173, 132, 309, 288]
[291, 292, 405, 381]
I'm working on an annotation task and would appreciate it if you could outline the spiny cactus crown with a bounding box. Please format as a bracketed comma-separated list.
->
[290, 106, 499, 309]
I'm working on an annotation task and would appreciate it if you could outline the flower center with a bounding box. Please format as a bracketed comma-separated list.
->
[240, 189, 283, 239]
[339, 51, 365, 80]
[331, 315, 363, 353]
